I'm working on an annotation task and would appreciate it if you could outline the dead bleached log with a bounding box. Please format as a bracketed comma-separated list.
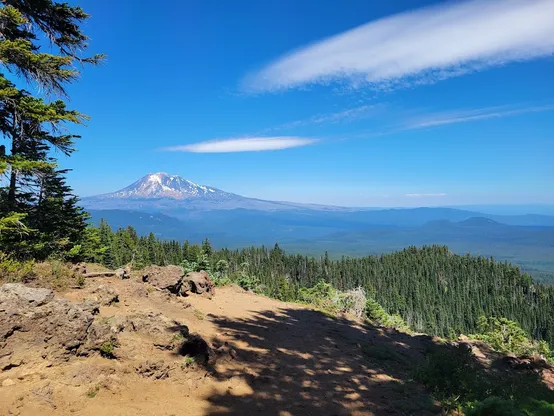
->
[83, 271, 116, 278]
[83, 267, 129, 279]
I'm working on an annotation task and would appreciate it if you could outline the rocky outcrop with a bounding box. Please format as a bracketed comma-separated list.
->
[182, 271, 215, 298]
[142, 266, 215, 298]
[0, 283, 193, 369]
[141, 265, 184, 292]
[83, 312, 190, 355]
[0, 284, 99, 368]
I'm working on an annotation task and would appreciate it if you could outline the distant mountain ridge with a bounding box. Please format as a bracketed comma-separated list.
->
[83, 173, 554, 282]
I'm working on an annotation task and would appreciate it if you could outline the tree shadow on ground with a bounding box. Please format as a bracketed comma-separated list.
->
[203, 307, 441, 415]
[200, 307, 554, 415]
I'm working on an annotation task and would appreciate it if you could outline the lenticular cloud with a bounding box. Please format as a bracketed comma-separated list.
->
[243, 0, 554, 92]
[162, 137, 317, 153]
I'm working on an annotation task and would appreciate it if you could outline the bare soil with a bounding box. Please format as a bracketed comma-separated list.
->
[1, 273, 552, 415]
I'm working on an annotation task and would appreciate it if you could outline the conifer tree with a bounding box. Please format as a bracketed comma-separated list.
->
[0, 1, 102, 259]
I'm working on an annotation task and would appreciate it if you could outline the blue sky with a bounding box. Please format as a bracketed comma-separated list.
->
[62, 0, 553, 207]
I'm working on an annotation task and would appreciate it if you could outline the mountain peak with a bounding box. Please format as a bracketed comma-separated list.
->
[95, 173, 229, 200]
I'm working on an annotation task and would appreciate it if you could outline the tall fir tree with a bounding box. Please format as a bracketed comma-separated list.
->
[0, 1, 102, 259]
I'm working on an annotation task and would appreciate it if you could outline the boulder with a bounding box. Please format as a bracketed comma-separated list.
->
[82, 316, 127, 356]
[0, 283, 99, 368]
[126, 312, 189, 349]
[91, 285, 119, 306]
[0, 283, 54, 307]
[2, 378, 15, 387]
[141, 265, 183, 292]
[141, 266, 215, 298]
[183, 271, 215, 298]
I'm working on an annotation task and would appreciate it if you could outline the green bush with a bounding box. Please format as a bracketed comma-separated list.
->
[273, 276, 297, 302]
[464, 397, 524, 416]
[212, 273, 232, 287]
[365, 297, 409, 330]
[470, 316, 551, 358]
[235, 274, 261, 292]
[464, 397, 554, 416]
[0, 251, 35, 282]
[521, 399, 554, 416]
[99, 341, 116, 359]
[214, 259, 229, 273]
[297, 280, 339, 311]
[415, 344, 483, 413]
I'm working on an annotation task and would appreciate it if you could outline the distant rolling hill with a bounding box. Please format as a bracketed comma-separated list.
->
[282, 218, 554, 282]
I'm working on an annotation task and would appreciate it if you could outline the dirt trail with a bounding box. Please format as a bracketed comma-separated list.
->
[1, 277, 440, 415]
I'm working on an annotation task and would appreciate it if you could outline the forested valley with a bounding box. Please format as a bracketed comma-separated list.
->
[65, 220, 554, 350]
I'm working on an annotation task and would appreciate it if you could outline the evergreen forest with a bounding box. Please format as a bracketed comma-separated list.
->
[78, 220, 554, 349]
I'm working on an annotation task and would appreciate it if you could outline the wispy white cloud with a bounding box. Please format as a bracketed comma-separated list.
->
[406, 193, 447, 198]
[259, 104, 382, 134]
[348, 103, 554, 139]
[161, 137, 317, 153]
[243, 0, 554, 92]
[407, 104, 554, 129]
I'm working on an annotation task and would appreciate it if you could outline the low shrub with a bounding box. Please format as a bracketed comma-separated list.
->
[464, 397, 523, 416]
[415, 344, 482, 412]
[86, 385, 100, 398]
[298, 280, 340, 312]
[99, 341, 116, 359]
[211, 273, 232, 287]
[32, 260, 78, 290]
[464, 397, 554, 416]
[0, 251, 35, 282]
[181, 355, 196, 369]
[469, 316, 551, 359]
[234, 274, 261, 292]
[365, 297, 409, 330]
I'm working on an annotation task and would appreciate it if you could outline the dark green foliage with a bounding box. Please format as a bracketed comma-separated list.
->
[0, 0, 101, 261]
[464, 397, 524, 416]
[99, 341, 116, 359]
[89, 222, 554, 350]
[464, 397, 554, 416]
[521, 400, 554, 416]
[470, 316, 551, 357]
[417, 341, 554, 413]
[235, 274, 261, 292]
[415, 344, 482, 411]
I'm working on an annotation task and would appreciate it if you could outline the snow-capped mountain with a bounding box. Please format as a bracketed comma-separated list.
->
[96, 173, 231, 200]
[81, 172, 349, 212]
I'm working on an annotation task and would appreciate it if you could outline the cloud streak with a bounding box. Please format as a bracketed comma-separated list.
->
[406, 104, 554, 129]
[259, 104, 382, 134]
[243, 0, 554, 92]
[161, 137, 317, 153]
[406, 193, 447, 198]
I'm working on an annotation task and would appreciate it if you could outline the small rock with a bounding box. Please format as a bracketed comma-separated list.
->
[92, 285, 119, 306]
[2, 378, 15, 387]
[135, 360, 170, 379]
